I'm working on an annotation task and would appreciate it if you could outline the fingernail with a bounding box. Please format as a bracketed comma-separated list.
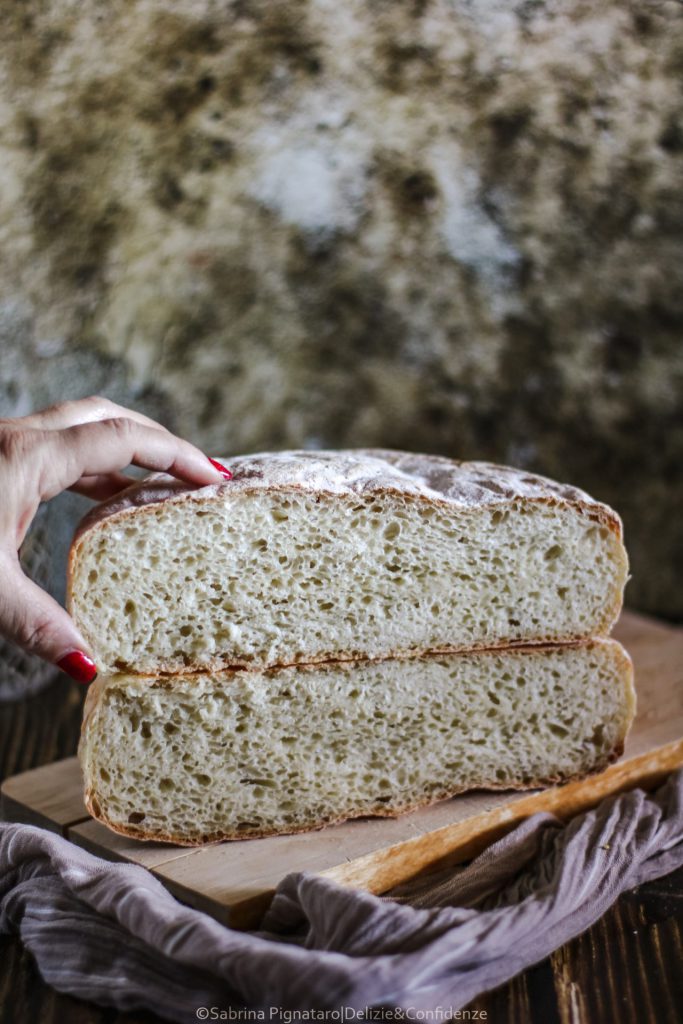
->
[208, 457, 233, 480]
[57, 651, 98, 685]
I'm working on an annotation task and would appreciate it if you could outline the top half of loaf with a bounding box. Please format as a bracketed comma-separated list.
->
[67, 449, 628, 674]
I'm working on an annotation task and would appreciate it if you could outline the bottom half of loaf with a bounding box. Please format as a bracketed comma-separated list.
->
[79, 640, 635, 845]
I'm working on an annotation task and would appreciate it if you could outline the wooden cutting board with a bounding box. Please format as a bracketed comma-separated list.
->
[2, 610, 682, 929]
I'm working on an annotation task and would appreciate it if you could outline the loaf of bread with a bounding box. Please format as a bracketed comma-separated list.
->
[68, 449, 628, 674]
[79, 640, 634, 844]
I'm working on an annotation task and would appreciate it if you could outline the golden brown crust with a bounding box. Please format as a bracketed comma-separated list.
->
[78, 637, 633, 690]
[82, 747, 627, 847]
[69, 448, 625, 538]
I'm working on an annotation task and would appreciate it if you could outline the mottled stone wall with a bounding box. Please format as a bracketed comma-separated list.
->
[1, 0, 682, 618]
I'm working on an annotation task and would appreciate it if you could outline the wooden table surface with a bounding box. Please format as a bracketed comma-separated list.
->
[1, 672, 682, 1024]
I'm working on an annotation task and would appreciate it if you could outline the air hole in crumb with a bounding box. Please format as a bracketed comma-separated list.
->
[128, 812, 146, 824]
[591, 724, 605, 746]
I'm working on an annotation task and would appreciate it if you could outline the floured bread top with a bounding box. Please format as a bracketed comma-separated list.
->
[73, 448, 622, 539]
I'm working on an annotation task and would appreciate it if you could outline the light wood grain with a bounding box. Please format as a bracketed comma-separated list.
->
[2, 610, 682, 929]
[0, 757, 90, 834]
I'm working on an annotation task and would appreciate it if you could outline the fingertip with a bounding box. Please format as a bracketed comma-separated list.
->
[207, 457, 233, 481]
[57, 650, 98, 685]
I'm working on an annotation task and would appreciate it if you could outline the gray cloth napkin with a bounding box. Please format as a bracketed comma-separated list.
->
[2, 771, 683, 1022]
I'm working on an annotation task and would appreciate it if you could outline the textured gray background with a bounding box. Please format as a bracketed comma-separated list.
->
[1, 0, 682, 632]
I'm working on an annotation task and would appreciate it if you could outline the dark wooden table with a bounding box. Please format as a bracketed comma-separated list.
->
[1, 674, 682, 1024]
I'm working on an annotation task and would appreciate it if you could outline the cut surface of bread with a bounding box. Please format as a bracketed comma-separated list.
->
[79, 640, 635, 845]
[68, 450, 628, 674]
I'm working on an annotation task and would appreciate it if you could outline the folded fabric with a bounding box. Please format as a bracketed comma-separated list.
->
[1, 771, 682, 1022]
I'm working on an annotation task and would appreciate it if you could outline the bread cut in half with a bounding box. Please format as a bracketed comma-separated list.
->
[79, 640, 634, 845]
[68, 450, 628, 674]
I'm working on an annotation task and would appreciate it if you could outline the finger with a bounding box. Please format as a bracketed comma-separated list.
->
[0, 552, 97, 682]
[68, 471, 137, 501]
[36, 417, 231, 501]
[12, 395, 173, 435]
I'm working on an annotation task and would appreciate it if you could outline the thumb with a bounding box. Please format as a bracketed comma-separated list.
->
[0, 553, 97, 684]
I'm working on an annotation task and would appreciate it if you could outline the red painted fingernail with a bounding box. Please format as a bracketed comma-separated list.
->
[57, 651, 98, 685]
[208, 457, 233, 480]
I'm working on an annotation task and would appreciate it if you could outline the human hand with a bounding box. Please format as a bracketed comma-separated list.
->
[0, 396, 231, 684]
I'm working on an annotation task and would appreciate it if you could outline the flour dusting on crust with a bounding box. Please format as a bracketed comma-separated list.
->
[73, 448, 621, 540]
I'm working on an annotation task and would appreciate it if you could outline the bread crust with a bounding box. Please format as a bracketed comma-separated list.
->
[67, 449, 629, 674]
[79, 640, 635, 846]
[82, 757, 625, 847]
[68, 448, 625, 550]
